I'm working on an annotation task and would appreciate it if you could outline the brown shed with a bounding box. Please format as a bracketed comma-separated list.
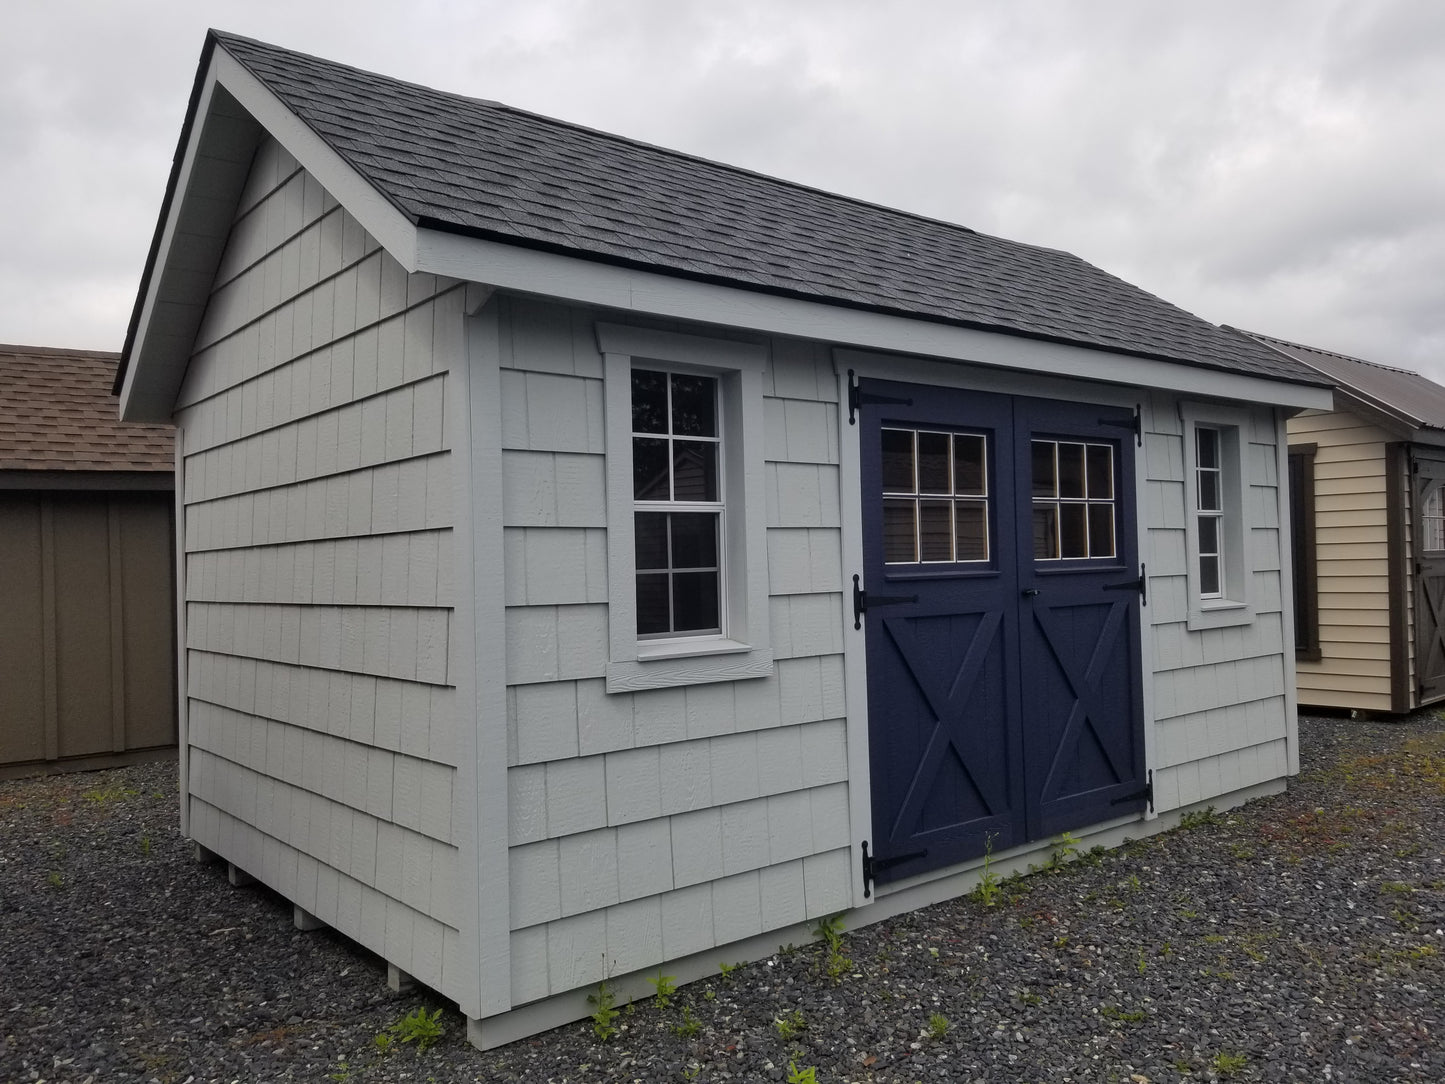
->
[0, 345, 178, 774]
[1247, 331, 1445, 714]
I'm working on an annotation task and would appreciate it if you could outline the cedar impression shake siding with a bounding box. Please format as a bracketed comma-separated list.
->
[175, 139, 465, 997]
[496, 296, 852, 1002]
[1143, 397, 1294, 802]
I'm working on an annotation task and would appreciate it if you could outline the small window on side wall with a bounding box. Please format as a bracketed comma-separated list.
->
[599, 324, 773, 693]
[1181, 403, 1256, 630]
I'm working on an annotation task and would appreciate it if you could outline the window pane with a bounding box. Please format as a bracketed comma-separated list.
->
[1058, 443, 1086, 499]
[1198, 514, 1219, 553]
[1088, 504, 1115, 557]
[884, 499, 917, 563]
[919, 500, 953, 561]
[631, 370, 668, 434]
[672, 572, 720, 632]
[917, 432, 951, 494]
[1060, 503, 1088, 558]
[669, 512, 718, 568]
[672, 441, 718, 501]
[670, 374, 716, 437]
[1033, 504, 1059, 559]
[1032, 441, 1057, 498]
[1198, 470, 1220, 512]
[636, 574, 670, 634]
[1086, 445, 1113, 499]
[955, 502, 988, 561]
[1199, 555, 1221, 597]
[635, 512, 669, 570]
[953, 435, 985, 495]
[1196, 427, 1219, 469]
[633, 437, 670, 500]
[881, 429, 915, 492]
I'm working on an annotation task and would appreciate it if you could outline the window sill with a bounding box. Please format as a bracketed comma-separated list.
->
[1186, 597, 1255, 631]
[636, 636, 754, 662]
[606, 644, 773, 694]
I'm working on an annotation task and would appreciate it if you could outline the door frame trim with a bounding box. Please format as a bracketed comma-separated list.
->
[833, 347, 1159, 907]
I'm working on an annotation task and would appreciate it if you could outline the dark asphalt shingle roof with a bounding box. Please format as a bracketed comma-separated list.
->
[0, 346, 174, 471]
[1244, 331, 1445, 433]
[215, 31, 1316, 385]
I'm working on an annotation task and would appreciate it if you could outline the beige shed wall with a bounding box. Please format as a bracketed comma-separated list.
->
[173, 139, 464, 998]
[1288, 409, 1397, 711]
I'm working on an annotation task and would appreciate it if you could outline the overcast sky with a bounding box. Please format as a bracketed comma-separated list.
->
[5, 1, 1444, 377]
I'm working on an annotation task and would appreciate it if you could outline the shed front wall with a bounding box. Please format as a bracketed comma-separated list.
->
[173, 139, 466, 1000]
[492, 295, 852, 1006]
[491, 315, 1296, 1019]
[1288, 409, 1399, 711]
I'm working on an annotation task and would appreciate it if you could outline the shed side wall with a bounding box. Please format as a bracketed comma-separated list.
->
[173, 139, 464, 999]
[1287, 409, 1395, 711]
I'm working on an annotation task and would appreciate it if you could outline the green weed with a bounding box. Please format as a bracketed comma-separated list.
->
[587, 980, 620, 1042]
[1212, 1051, 1248, 1076]
[648, 970, 677, 1010]
[970, 833, 1002, 907]
[1179, 806, 1220, 830]
[926, 1012, 949, 1039]
[381, 1006, 443, 1052]
[673, 1005, 702, 1039]
[786, 1062, 817, 1084]
[774, 1009, 806, 1040]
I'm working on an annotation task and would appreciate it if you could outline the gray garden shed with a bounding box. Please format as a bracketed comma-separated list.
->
[116, 31, 1332, 1047]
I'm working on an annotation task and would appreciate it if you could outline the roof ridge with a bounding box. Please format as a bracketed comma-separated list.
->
[210, 31, 1102, 259]
[1236, 327, 1419, 377]
[0, 344, 121, 359]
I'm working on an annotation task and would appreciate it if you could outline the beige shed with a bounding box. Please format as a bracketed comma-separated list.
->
[0, 346, 177, 775]
[1248, 332, 1445, 713]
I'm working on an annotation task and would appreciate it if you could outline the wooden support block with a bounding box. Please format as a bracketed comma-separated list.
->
[293, 905, 326, 932]
[387, 963, 416, 993]
[228, 863, 256, 887]
[194, 843, 219, 864]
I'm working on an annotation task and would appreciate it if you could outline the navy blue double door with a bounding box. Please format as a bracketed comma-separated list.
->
[858, 379, 1146, 886]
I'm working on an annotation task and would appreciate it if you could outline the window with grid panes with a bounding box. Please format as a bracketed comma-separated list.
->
[880, 427, 990, 564]
[1194, 426, 1224, 596]
[1030, 439, 1117, 560]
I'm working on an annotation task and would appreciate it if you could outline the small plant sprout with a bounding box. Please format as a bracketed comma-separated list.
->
[811, 913, 845, 950]
[673, 1004, 702, 1039]
[648, 970, 677, 1009]
[587, 980, 620, 1042]
[786, 1061, 818, 1084]
[1179, 806, 1220, 830]
[926, 1012, 949, 1040]
[1047, 831, 1082, 869]
[383, 1006, 444, 1052]
[971, 833, 1002, 907]
[1212, 1051, 1248, 1076]
[774, 1009, 806, 1040]
[139, 835, 152, 857]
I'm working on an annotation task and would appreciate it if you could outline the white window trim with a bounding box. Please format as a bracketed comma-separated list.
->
[599, 323, 773, 692]
[1181, 401, 1255, 630]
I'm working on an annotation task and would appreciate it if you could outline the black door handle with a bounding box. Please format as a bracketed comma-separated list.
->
[1021, 588, 1040, 597]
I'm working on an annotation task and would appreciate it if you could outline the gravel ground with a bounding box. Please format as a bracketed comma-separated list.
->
[2, 711, 1442, 1084]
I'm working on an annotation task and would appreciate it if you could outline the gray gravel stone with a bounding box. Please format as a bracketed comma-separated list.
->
[1, 711, 1442, 1082]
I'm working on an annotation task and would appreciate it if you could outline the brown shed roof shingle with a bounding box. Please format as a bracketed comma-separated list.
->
[0, 345, 174, 472]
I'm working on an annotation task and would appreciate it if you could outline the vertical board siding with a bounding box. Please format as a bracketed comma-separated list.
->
[1288, 410, 1396, 710]
[1144, 392, 1293, 809]
[498, 298, 851, 1000]
[175, 139, 459, 996]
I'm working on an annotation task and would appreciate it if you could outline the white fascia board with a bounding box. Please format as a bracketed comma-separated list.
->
[209, 51, 419, 270]
[415, 227, 1335, 411]
[118, 65, 228, 421]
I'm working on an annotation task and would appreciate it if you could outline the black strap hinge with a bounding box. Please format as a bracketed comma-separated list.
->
[861, 840, 928, 898]
[853, 574, 918, 629]
[1111, 769, 1153, 812]
[1098, 404, 1143, 446]
[847, 369, 914, 425]
[1103, 563, 1147, 606]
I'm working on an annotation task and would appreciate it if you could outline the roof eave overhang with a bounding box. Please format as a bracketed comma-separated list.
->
[413, 225, 1334, 410]
[117, 40, 421, 423]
